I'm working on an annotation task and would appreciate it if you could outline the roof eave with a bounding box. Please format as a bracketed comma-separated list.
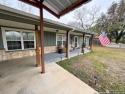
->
[58, 0, 92, 17]
[19, 0, 92, 18]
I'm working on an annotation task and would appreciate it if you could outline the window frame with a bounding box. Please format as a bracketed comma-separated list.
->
[56, 34, 66, 46]
[2, 27, 36, 51]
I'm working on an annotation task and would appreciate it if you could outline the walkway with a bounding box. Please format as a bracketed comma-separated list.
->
[0, 63, 97, 94]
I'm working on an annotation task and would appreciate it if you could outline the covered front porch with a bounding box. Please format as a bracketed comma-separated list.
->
[0, 4, 94, 74]
[0, 48, 90, 79]
[45, 48, 91, 63]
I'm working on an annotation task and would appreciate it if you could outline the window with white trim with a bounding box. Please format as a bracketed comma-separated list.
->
[2, 28, 36, 51]
[5, 30, 22, 50]
[56, 34, 66, 46]
[23, 32, 35, 49]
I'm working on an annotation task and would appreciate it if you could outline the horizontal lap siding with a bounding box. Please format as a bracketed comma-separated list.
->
[86, 36, 90, 47]
[38, 31, 56, 47]
[70, 35, 74, 45]
[78, 36, 82, 47]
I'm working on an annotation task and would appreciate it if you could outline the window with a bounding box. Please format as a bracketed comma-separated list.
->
[56, 34, 66, 46]
[23, 32, 35, 49]
[2, 28, 35, 51]
[5, 31, 21, 50]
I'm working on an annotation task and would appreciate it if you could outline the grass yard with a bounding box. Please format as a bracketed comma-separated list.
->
[57, 46, 125, 92]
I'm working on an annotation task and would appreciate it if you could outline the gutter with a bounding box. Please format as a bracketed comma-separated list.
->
[67, 28, 75, 58]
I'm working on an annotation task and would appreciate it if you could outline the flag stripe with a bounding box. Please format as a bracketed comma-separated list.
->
[98, 33, 110, 46]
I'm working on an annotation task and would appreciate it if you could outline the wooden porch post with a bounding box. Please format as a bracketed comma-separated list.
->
[66, 31, 69, 58]
[82, 33, 85, 53]
[90, 35, 93, 50]
[40, 6, 45, 73]
[35, 25, 40, 67]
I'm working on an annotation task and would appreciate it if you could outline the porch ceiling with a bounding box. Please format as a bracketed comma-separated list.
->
[0, 5, 72, 31]
[0, 4, 94, 35]
[0, 19, 71, 32]
[20, 0, 92, 18]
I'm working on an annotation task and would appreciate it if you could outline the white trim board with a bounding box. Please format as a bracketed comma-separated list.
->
[56, 33, 66, 46]
[1, 27, 36, 51]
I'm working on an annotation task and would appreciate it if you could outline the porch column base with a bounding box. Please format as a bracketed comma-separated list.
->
[36, 49, 40, 67]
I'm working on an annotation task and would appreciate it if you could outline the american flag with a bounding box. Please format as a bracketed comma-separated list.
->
[98, 33, 110, 46]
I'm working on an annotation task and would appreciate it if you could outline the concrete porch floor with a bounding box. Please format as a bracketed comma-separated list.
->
[0, 48, 90, 79]
[45, 48, 90, 63]
[0, 63, 97, 94]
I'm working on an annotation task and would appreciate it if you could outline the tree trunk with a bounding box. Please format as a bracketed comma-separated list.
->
[115, 30, 124, 44]
[115, 38, 119, 44]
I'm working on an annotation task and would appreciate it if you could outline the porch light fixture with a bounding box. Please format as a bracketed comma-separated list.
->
[56, 30, 59, 33]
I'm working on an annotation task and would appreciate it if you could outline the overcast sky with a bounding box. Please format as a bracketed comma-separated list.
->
[1, 0, 120, 24]
[43, 0, 120, 24]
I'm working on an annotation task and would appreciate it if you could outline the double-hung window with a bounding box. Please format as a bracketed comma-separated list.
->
[5, 30, 22, 50]
[23, 32, 35, 49]
[56, 34, 66, 46]
[2, 28, 35, 51]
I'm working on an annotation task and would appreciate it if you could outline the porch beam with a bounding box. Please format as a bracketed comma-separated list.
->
[19, 0, 59, 18]
[90, 35, 93, 50]
[35, 25, 40, 67]
[82, 33, 85, 53]
[66, 31, 69, 58]
[19, 0, 39, 8]
[43, 5, 60, 18]
[40, 6, 45, 73]
[58, 0, 89, 17]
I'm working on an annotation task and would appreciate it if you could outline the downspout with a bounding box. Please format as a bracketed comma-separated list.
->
[67, 28, 75, 58]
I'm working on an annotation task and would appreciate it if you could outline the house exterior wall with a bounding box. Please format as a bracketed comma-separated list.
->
[38, 31, 56, 47]
[78, 36, 82, 47]
[0, 50, 36, 61]
[0, 26, 86, 61]
[0, 26, 57, 61]
[0, 46, 58, 61]
[85, 36, 90, 47]
[70, 35, 83, 48]
[70, 35, 74, 46]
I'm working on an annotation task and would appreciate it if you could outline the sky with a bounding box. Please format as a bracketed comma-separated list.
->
[42, 0, 120, 24]
[1, 0, 120, 24]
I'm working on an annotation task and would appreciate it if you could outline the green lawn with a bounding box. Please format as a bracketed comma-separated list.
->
[57, 46, 125, 92]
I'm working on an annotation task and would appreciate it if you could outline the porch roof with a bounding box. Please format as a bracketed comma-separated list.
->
[0, 4, 94, 35]
[20, 0, 91, 18]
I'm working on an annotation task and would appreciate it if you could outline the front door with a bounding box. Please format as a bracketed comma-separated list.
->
[74, 36, 78, 47]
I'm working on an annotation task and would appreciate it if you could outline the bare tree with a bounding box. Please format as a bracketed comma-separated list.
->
[0, 0, 33, 13]
[68, 22, 82, 29]
[17, 1, 33, 13]
[68, 6, 100, 30]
